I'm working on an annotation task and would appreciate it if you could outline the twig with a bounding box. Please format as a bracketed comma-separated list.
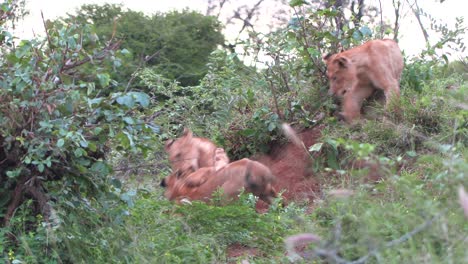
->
[392, 0, 401, 41]
[291, 7, 326, 76]
[405, 0, 429, 45]
[40, 11, 53, 51]
[125, 49, 162, 92]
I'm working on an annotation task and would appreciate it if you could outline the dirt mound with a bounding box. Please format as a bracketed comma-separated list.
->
[255, 126, 323, 205]
[229, 127, 323, 258]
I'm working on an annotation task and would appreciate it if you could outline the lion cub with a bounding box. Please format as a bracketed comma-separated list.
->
[323, 39, 403, 123]
[164, 128, 218, 178]
[162, 157, 277, 205]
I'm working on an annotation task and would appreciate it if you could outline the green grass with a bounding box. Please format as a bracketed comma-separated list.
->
[3, 71, 467, 263]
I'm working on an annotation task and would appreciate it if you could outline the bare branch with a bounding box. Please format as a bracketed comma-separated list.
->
[406, 0, 430, 45]
[392, 0, 402, 41]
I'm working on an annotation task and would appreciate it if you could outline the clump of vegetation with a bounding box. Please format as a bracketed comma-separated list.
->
[1, 0, 467, 263]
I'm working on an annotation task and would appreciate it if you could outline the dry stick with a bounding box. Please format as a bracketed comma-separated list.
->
[392, 0, 401, 41]
[264, 71, 283, 120]
[406, 0, 429, 44]
[40, 11, 53, 51]
[125, 49, 162, 92]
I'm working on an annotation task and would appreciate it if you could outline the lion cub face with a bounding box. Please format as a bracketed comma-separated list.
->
[324, 54, 357, 98]
[162, 147, 230, 194]
[164, 128, 217, 178]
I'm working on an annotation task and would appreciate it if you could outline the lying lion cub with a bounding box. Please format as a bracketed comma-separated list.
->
[161, 158, 278, 205]
[165, 128, 218, 178]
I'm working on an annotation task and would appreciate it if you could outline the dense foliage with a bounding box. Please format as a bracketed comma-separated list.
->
[63, 4, 224, 87]
[1, 0, 467, 263]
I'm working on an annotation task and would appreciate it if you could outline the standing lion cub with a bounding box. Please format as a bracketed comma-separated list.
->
[323, 39, 404, 123]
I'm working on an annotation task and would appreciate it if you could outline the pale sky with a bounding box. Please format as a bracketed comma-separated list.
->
[15, 0, 467, 61]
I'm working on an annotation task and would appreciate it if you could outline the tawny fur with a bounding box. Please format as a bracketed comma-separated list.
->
[176, 147, 230, 188]
[323, 39, 404, 123]
[165, 128, 218, 178]
[214, 148, 230, 171]
[162, 158, 277, 204]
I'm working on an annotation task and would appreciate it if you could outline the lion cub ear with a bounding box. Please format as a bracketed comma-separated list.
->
[335, 56, 349, 68]
[182, 128, 193, 139]
[164, 139, 175, 151]
[322, 53, 333, 63]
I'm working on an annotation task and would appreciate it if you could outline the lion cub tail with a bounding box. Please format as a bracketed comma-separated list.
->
[245, 160, 277, 203]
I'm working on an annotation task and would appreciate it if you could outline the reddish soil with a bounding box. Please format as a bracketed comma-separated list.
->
[226, 243, 260, 263]
[227, 126, 323, 259]
[255, 126, 323, 206]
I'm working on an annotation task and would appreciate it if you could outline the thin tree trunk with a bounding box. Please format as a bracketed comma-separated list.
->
[392, 0, 401, 41]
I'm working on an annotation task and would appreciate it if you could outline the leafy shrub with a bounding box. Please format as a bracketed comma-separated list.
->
[0, 4, 153, 262]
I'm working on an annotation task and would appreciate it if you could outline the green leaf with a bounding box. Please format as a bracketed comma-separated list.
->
[309, 142, 323, 152]
[359, 26, 372, 37]
[97, 73, 110, 87]
[87, 82, 95, 96]
[267, 122, 276, 132]
[307, 47, 320, 57]
[120, 190, 137, 207]
[116, 94, 135, 108]
[93, 127, 103, 135]
[6, 169, 21, 178]
[130, 92, 150, 108]
[110, 178, 122, 189]
[38, 163, 45, 172]
[57, 138, 65, 148]
[116, 132, 130, 149]
[15, 40, 32, 58]
[74, 148, 86, 157]
[326, 149, 339, 169]
[289, 0, 307, 7]
[239, 129, 256, 137]
[123, 116, 134, 125]
[120, 48, 131, 56]
[88, 142, 97, 152]
[90, 161, 111, 177]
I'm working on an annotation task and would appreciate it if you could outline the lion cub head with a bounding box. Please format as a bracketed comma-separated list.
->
[164, 128, 217, 178]
[214, 148, 229, 171]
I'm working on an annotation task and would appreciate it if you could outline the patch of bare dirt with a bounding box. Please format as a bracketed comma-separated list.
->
[227, 127, 323, 259]
[226, 243, 260, 263]
[261, 127, 322, 202]
[254, 126, 323, 210]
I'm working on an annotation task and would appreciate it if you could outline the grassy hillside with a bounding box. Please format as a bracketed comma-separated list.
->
[1, 1, 466, 263]
[6, 68, 465, 264]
